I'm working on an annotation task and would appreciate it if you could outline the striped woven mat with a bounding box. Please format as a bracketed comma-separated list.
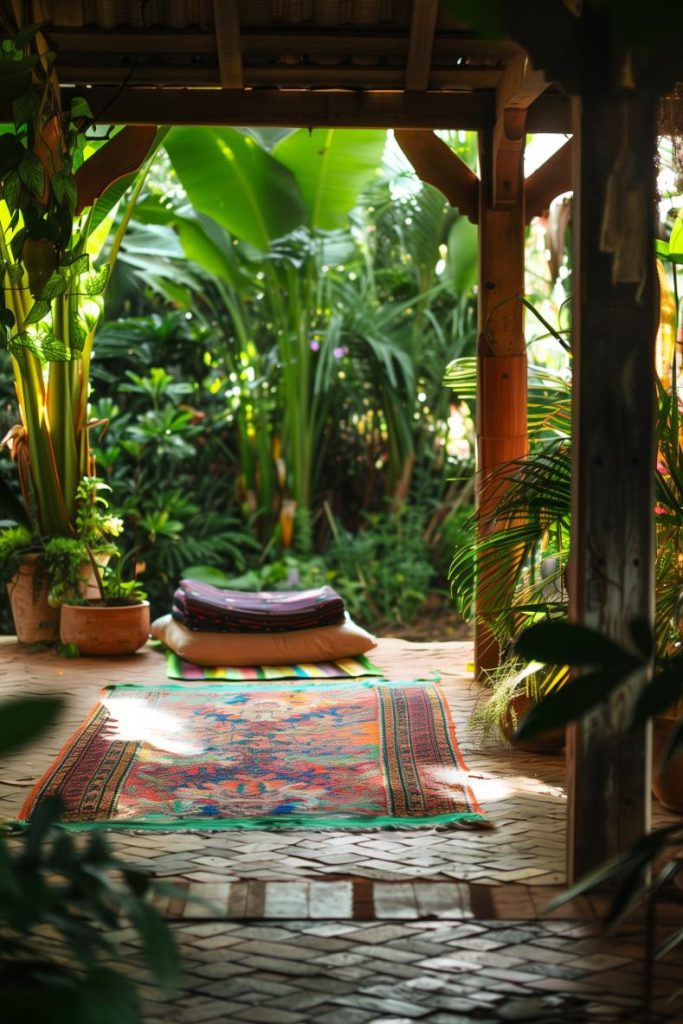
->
[166, 652, 384, 681]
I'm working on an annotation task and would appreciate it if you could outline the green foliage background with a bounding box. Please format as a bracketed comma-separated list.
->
[1, 128, 480, 631]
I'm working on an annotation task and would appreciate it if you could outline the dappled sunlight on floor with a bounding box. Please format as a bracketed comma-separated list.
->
[469, 773, 566, 804]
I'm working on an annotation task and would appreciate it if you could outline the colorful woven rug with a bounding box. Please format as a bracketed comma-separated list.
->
[20, 680, 488, 831]
[166, 652, 384, 681]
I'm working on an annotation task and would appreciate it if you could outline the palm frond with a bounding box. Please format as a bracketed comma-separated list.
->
[444, 357, 571, 442]
[450, 442, 571, 617]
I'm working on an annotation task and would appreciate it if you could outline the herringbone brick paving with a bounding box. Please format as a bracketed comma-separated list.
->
[0, 638, 573, 887]
[1, 637, 681, 1020]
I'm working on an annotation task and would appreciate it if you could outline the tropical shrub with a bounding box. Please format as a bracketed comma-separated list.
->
[453, 198, 683, 741]
[326, 504, 435, 627]
[89, 313, 259, 617]
[0, 23, 163, 538]
[111, 130, 477, 546]
[1, 128, 481, 632]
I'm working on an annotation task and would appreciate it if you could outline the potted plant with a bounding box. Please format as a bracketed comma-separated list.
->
[0, 522, 58, 642]
[0, 16, 164, 641]
[468, 649, 568, 753]
[58, 560, 150, 657]
[56, 477, 149, 656]
[1, 475, 137, 647]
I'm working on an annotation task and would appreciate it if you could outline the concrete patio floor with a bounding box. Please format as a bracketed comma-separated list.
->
[1, 636, 681, 1022]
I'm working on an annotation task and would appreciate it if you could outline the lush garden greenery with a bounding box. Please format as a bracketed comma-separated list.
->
[1, 126, 482, 633]
[3, 111, 678, 655]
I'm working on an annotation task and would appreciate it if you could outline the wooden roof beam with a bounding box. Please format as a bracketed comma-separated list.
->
[43, 28, 519, 59]
[53, 64, 503, 90]
[525, 136, 573, 220]
[49, 86, 497, 129]
[493, 51, 548, 208]
[405, 0, 439, 91]
[212, 0, 242, 89]
[18, 86, 571, 131]
[394, 129, 479, 222]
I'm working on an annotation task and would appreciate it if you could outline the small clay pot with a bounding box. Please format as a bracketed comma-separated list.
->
[652, 715, 683, 814]
[7, 553, 59, 644]
[60, 601, 150, 656]
[502, 694, 566, 754]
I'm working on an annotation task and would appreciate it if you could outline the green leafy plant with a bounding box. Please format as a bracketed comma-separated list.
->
[160, 126, 387, 546]
[0, 694, 180, 1023]
[97, 549, 147, 604]
[0, 522, 33, 590]
[446, 350, 572, 739]
[512, 618, 683, 1020]
[14, 477, 145, 613]
[325, 504, 435, 628]
[68, 477, 145, 606]
[42, 535, 90, 606]
[0, 16, 165, 539]
[85, 338, 260, 616]
[120, 129, 476, 554]
[447, 242, 683, 742]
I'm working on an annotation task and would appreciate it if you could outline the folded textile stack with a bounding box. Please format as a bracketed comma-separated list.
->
[152, 579, 376, 667]
[173, 580, 345, 633]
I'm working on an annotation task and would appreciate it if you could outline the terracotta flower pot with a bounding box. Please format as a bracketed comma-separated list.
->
[652, 715, 683, 814]
[502, 694, 566, 754]
[60, 601, 150, 656]
[6, 553, 59, 644]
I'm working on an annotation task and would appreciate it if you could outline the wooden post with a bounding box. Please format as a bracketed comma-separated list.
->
[395, 118, 573, 684]
[475, 130, 528, 679]
[567, 86, 657, 880]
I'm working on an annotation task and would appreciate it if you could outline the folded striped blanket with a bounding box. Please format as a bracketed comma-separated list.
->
[173, 579, 346, 633]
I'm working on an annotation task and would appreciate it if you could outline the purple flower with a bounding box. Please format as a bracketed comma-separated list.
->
[333, 346, 349, 359]
[310, 340, 320, 352]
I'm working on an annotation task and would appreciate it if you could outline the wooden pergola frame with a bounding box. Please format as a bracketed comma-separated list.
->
[19, 0, 683, 882]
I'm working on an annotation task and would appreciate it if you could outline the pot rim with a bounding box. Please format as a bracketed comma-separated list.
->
[61, 599, 150, 611]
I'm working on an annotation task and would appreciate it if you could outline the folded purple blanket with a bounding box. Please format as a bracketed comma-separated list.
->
[172, 580, 346, 633]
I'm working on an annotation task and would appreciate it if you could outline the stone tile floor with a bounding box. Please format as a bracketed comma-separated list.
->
[1, 637, 681, 1021]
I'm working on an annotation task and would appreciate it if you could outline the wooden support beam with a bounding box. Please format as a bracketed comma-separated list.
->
[498, 50, 548, 110]
[53, 63, 502, 90]
[405, 0, 439, 91]
[212, 0, 243, 89]
[52, 86, 497, 129]
[475, 130, 528, 679]
[394, 129, 479, 222]
[567, 86, 657, 882]
[493, 51, 547, 208]
[5, 85, 571, 132]
[44, 29, 519, 60]
[524, 137, 573, 221]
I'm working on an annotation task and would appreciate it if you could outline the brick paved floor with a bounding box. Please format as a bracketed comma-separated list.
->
[1, 637, 681, 1021]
